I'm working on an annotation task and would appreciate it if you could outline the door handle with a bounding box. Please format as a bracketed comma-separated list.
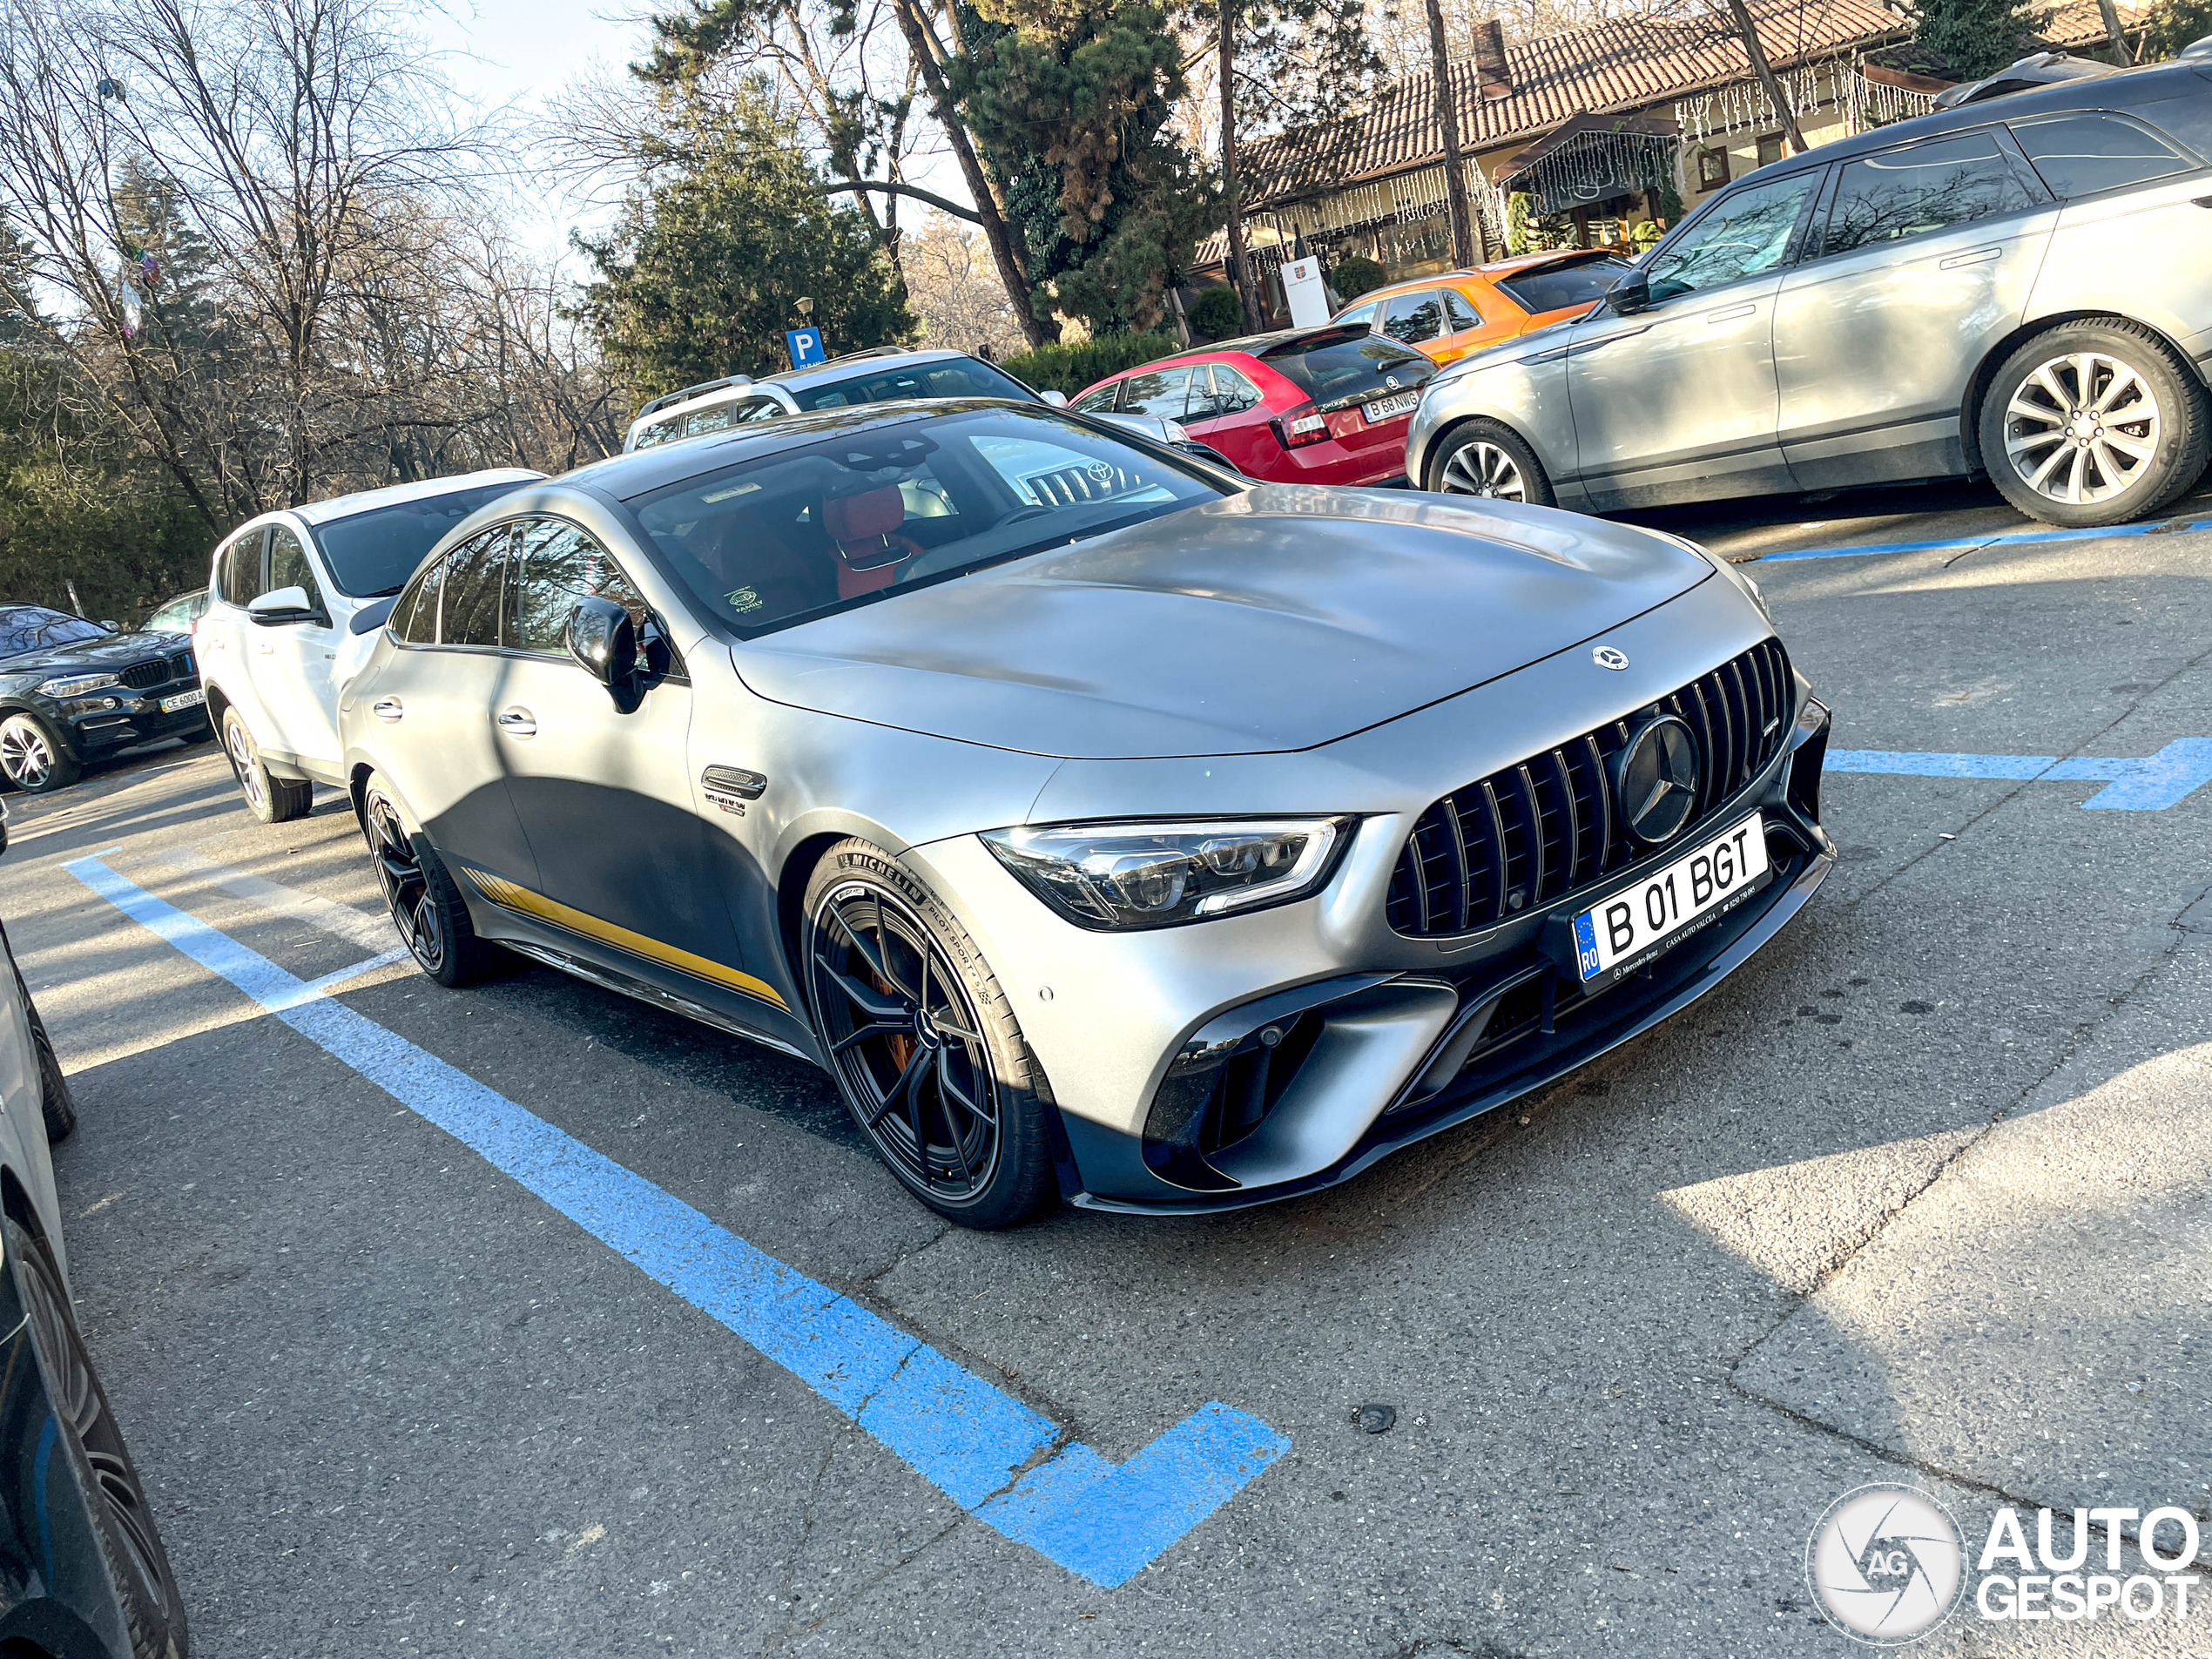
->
[1939, 246, 2001, 270]
[496, 706, 536, 738]
[1705, 301, 1756, 323]
[371, 697, 403, 724]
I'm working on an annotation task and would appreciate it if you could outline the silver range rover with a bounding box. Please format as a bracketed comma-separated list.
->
[1410, 58, 2212, 530]
[338, 401, 1832, 1225]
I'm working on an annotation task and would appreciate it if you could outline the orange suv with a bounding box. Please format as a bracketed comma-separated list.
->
[1332, 249, 1634, 365]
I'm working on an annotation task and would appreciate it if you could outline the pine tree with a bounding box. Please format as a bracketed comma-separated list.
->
[1908, 0, 2052, 80]
[573, 86, 916, 395]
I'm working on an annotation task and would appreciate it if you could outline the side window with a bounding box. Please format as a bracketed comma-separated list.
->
[2009, 111, 2192, 199]
[1383, 292, 1445, 345]
[439, 526, 510, 649]
[1119, 366, 1194, 418]
[1441, 288, 1482, 332]
[511, 518, 652, 669]
[732, 395, 783, 424]
[1212, 365, 1264, 413]
[391, 559, 442, 644]
[633, 417, 683, 450]
[1333, 300, 1379, 329]
[1070, 384, 1121, 414]
[1644, 170, 1819, 301]
[1824, 132, 2039, 256]
[218, 530, 266, 607]
[266, 526, 323, 615]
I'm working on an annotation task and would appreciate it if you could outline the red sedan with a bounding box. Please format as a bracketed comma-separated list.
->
[1070, 324, 1436, 486]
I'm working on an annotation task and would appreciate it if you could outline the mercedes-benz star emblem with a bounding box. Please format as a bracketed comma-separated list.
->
[1384, 374, 1399, 390]
[1592, 644, 1629, 671]
[1615, 714, 1700, 844]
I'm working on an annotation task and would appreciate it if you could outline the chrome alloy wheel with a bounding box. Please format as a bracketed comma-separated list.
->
[226, 716, 267, 813]
[1440, 440, 1527, 501]
[808, 883, 1000, 1204]
[2002, 350, 2162, 507]
[366, 792, 447, 973]
[0, 721, 54, 789]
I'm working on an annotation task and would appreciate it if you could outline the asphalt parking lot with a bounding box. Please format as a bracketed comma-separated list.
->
[5, 477, 2209, 1657]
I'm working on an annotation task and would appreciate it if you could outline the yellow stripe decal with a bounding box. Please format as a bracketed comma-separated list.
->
[458, 866, 790, 1012]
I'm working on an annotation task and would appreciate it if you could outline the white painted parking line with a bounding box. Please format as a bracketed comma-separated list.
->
[158, 842, 394, 954]
[62, 853, 1289, 1589]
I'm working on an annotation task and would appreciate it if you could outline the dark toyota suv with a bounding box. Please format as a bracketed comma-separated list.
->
[0, 606, 206, 792]
[1411, 56, 2212, 529]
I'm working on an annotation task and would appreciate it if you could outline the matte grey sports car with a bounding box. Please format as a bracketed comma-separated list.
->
[338, 401, 1832, 1226]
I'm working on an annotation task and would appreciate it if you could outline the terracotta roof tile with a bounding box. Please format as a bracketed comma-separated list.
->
[1249, 0, 1912, 203]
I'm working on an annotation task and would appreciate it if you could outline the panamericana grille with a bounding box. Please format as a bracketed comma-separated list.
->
[1386, 639, 1795, 938]
[118, 659, 172, 691]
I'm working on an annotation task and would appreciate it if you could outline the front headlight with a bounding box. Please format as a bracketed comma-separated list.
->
[981, 817, 1353, 930]
[39, 672, 119, 698]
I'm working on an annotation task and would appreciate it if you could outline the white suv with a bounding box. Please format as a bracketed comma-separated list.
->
[199, 470, 540, 821]
[624, 348, 1239, 470]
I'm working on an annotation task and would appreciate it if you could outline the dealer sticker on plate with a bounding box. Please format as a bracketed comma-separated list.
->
[158, 689, 206, 712]
[1362, 390, 1419, 423]
[1569, 813, 1766, 982]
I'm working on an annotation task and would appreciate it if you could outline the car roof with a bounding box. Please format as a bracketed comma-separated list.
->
[289, 468, 545, 526]
[628, 348, 995, 433]
[572, 397, 1062, 503]
[1713, 57, 2209, 184]
[1345, 249, 1630, 310]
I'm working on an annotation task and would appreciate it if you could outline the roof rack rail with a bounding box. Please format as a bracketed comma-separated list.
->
[812, 346, 919, 368]
[633, 375, 753, 421]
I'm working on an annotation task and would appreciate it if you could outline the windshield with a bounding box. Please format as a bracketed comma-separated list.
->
[1258, 328, 1433, 407]
[787, 358, 1036, 411]
[1497, 256, 1633, 315]
[312, 479, 537, 597]
[625, 407, 1226, 638]
[0, 606, 105, 658]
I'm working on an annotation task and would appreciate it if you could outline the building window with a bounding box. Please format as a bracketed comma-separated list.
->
[1697, 147, 1730, 191]
[1756, 132, 1787, 170]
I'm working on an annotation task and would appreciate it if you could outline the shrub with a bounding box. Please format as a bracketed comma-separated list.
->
[1001, 331, 1179, 397]
[1185, 286, 1244, 341]
[1330, 256, 1386, 301]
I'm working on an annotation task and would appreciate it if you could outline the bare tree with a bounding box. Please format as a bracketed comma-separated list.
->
[0, 0, 517, 529]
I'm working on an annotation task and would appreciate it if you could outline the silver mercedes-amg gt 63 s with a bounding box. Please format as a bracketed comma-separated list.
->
[338, 401, 1832, 1226]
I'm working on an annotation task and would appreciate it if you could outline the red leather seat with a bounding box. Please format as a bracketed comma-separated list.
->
[823, 485, 922, 598]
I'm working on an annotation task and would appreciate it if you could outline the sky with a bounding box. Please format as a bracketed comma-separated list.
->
[415, 0, 974, 261]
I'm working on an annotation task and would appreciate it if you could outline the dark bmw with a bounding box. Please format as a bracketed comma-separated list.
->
[0, 609, 208, 794]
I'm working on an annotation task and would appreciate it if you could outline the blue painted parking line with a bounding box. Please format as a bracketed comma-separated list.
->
[1749, 515, 2212, 563]
[1826, 738, 2212, 809]
[63, 854, 1288, 1588]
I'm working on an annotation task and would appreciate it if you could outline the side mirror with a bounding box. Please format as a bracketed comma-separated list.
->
[565, 595, 638, 698]
[247, 585, 325, 626]
[1040, 388, 1069, 408]
[98, 619, 118, 632]
[1607, 271, 1652, 315]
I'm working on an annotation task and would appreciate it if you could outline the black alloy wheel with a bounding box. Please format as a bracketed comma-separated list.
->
[802, 839, 1057, 1227]
[810, 882, 1001, 1204]
[361, 779, 500, 988]
[367, 790, 448, 975]
[8, 1219, 188, 1658]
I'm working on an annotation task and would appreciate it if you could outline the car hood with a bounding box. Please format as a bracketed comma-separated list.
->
[0, 631, 187, 683]
[734, 486, 1712, 759]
